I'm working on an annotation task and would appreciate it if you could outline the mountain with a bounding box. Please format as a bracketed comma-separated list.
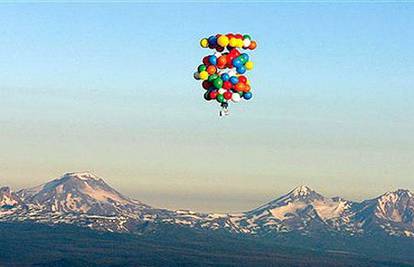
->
[1, 172, 173, 232]
[1, 172, 413, 239]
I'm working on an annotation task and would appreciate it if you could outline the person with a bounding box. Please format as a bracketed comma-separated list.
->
[219, 102, 230, 117]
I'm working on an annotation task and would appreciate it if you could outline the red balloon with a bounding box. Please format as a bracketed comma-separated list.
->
[223, 81, 233, 90]
[202, 56, 210, 65]
[223, 91, 232, 100]
[238, 75, 247, 83]
[202, 81, 211, 89]
[209, 90, 218, 99]
[235, 34, 243, 39]
[229, 48, 240, 57]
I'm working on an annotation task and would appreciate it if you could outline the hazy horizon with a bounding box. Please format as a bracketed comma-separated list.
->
[1, 3, 414, 213]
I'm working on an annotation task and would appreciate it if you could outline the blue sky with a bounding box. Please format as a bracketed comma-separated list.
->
[1, 3, 413, 212]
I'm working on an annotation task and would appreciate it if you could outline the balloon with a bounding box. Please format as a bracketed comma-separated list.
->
[216, 94, 225, 103]
[221, 73, 230, 81]
[193, 72, 200, 80]
[208, 73, 219, 82]
[218, 88, 226, 95]
[229, 38, 238, 47]
[202, 80, 211, 89]
[240, 53, 249, 63]
[248, 41, 257, 50]
[217, 35, 229, 47]
[202, 56, 210, 65]
[209, 55, 217, 65]
[199, 71, 208, 80]
[223, 91, 232, 100]
[234, 82, 245, 92]
[209, 90, 218, 99]
[213, 78, 223, 89]
[195, 33, 257, 114]
[243, 38, 251, 48]
[206, 65, 217, 75]
[208, 36, 217, 46]
[238, 75, 247, 84]
[204, 91, 211, 100]
[198, 64, 207, 72]
[243, 34, 251, 40]
[200, 38, 208, 48]
[243, 91, 252, 100]
[232, 58, 243, 68]
[223, 81, 232, 90]
[231, 93, 241, 102]
[245, 61, 254, 70]
[217, 56, 227, 67]
[229, 76, 239, 85]
[236, 65, 246, 74]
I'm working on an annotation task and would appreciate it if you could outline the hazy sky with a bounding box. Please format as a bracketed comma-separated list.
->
[1, 3, 413, 212]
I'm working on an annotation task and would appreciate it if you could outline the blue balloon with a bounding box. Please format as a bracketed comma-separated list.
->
[208, 36, 217, 46]
[221, 73, 230, 81]
[209, 55, 217, 65]
[236, 65, 246, 74]
[229, 76, 239, 85]
[233, 58, 243, 68]
[243, 91, 252, 100]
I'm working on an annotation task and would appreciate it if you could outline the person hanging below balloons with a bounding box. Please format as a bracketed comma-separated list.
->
[193, 33, 257, 116]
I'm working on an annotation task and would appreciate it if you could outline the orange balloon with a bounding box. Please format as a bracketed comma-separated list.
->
[249, 41, 257, 50]
[234, 83, 245, 92]
[217, 56, 227, 66]
[206, 65, 217, 75]
[244, 84, 251, 92]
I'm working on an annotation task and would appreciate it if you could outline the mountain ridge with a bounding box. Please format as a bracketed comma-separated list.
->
[1, 172, 413, 238]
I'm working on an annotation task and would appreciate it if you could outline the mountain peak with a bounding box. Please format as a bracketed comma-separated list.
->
[62, 172, 101, 181]
[289, 185, 315, 197]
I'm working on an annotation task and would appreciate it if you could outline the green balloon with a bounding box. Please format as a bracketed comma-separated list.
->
[198, 64, 207, 72]
[238, 91, 244, 97]
[243, 34, 251, 40]
[239, 55, 247, 64]
[208, 73, 219, 82]
[216, 94, 225, 103]
[213, 78, 223, 89]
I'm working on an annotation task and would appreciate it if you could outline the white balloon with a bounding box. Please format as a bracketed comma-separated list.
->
[218, 88, 226, 95]
[243, 39, 251, 48]
[231, 93, 241, 102]
[214, 52, 222, 58]
[193, 72, 200, 80]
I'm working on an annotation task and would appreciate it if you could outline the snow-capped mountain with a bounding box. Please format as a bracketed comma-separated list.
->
[1, 172, 413, 238]
[1, 172, 172, 232]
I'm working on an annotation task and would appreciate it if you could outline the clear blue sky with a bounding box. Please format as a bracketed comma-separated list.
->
[1, 3, 413, 212]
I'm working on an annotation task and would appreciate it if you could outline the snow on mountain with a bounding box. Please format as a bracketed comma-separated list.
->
[1, 172, 169, 232]
[352, 189, 414, 237]
[0, 187, 21, 207]
[224, 186, 356, 235]
[1, 173, 413, 238]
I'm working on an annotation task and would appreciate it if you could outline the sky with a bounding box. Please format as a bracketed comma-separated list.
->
[0, 2, 413, 212]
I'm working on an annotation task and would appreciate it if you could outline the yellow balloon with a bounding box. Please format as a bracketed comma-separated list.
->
[217, 35, 229, 47]
[245, 61, 254, 70]
[200, 38, 208, 48]
[229, 38, 238, 47]
[237, 39, 244, 48]
[199, 71, 209, 80]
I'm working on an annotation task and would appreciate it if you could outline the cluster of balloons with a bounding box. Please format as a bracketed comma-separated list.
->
[194, 33, 257, 114]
